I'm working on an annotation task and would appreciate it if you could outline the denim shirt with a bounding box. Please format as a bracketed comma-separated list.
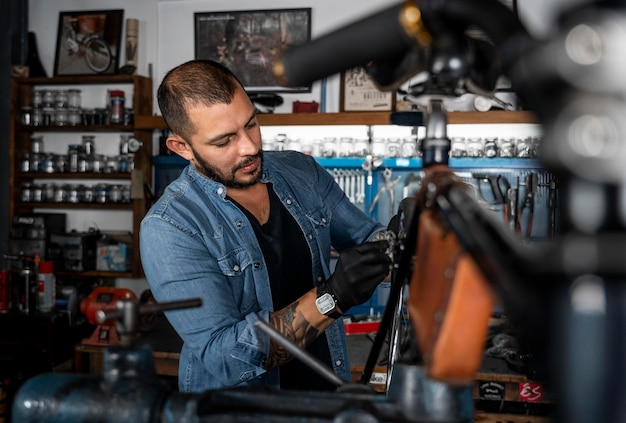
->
[140, 150, 384, 393]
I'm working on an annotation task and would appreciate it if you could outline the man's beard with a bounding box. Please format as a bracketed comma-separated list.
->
[192, 149, 264, 188]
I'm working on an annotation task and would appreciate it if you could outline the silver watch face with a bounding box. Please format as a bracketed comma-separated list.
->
[315, 292, 336, 315]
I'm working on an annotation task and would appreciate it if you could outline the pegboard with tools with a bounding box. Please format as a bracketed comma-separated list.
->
[321, 157, 557, 243]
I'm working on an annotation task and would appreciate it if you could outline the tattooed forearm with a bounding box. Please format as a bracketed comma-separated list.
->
[265, 300, 321, 369]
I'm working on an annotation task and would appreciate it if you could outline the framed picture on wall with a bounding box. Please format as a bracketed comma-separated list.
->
[339, 67, 396, 112]
[194, 8, 312, 93]
[53, 9, 124, 76]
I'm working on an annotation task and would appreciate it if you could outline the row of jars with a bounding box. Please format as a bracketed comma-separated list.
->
[264, 135, 541, 159]
[21, 89, 132, 127]
[20, 182, 131, 204]
[449, 136, 540, 158]
[21, 106, 134, 127]
[21, 151, 134, 174]
[23, 135, 134, 174]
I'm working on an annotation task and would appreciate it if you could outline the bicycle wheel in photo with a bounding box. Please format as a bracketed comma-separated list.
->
[84, 37, 112, 73]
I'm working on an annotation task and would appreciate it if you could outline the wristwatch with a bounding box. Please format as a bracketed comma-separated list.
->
[315, 283, 342, 319]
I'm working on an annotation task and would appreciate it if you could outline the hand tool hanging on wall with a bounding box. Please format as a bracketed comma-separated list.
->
[517, 172, 537, 240]
[506, 186, 518, 233]
[331, 168, 366, 205]
[549, 180, 558, 239]
[369, 168, 401, 217]
[472, 173, 511, 222]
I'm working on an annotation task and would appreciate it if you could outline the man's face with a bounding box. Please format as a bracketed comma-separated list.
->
[176, 87, 263, 188]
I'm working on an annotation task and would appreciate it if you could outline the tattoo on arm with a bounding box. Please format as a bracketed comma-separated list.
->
[265, 300, 320, 369]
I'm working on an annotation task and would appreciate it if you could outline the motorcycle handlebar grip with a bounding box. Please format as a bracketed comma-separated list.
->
[273, 1, 431, 88]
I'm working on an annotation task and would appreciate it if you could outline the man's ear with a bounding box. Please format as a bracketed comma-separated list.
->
[166, 134, 193, 160]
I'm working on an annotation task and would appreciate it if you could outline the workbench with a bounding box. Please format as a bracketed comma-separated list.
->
[72, 316, 554, 422]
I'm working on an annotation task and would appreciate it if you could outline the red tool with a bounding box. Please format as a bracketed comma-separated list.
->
[80, 286, 137, 346]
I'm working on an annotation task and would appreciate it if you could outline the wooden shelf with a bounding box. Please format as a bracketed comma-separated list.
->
[16, 172, 132, 180]
[13, 75, 146, 86]
[16, 124, 134, 133]
[16, 202, 134, 210]
[135, 110, 537, 130]
[9, 76, 154, 280]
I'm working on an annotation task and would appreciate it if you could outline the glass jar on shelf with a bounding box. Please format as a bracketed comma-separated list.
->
[104, 156, 119, 173]
[21, 107, 33, 126]
[121, 185, 131, 203]
[78, 153, 92, 173]
[53, 184, 69, 203]
[516, 137, 534, 158]
[91, 154, 105, 173]
[353, 138, 370, 157]
[31, 108, 42, 126]
[55, 154, 67, 173]
[82, 185, 95, 203]
[30, 135, 43, 154]
[42, 183, 55, 202]
[67, 89, 82, 109]
[386, 138, 402, 158]
[42, 154, 56, 173]
[31, 184, 43, 203]
[401, 136, 418, 158]
[55, 107, 68, 126]
[41, 90, 54, 108]
[20, 153, 31, 173]
[29, 152, 43, 173]
[31, 90, 43, 109]
[68, 144, 80, 173]
[68, 184, 81, 203]
[68, 109, 81, 126]
[466, 137, 484, 158]
[338, 137, 354, 157]
[109, 185, 123, 203]
[483, 137, 499, 158]
[20, 183, 32, 202]
[321, 137, 337, 158]
[498, 137, 516, 157]
[95, 184, 109, 203]
[54, 90, 68, 108]
[371, 137, 387, 158]
[41, 107, 55, 126]
[82, 135, 96, 155]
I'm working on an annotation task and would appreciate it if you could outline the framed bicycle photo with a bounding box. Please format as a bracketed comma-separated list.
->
[340, 67, 395, 112]
[54, 9, 124, 76]
[194, 8, 312, 93]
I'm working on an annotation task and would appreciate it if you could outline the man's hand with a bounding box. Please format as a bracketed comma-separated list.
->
[326, 240, 392, 312]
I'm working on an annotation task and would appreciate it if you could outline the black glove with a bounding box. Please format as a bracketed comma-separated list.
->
[326, 240, 392, 312]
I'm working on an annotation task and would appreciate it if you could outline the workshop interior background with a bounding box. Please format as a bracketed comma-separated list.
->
[0, 0, 577, 421]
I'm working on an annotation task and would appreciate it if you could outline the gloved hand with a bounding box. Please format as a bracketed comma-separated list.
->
[326, 240, 392, 312]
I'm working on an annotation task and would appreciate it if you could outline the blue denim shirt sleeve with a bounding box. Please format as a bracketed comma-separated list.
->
[140, 151, 384, 392]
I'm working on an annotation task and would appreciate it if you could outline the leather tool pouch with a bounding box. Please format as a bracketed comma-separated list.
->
[407, 209, 495, 385]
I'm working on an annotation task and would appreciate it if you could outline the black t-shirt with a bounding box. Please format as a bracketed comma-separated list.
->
[229, 184, 335, 391]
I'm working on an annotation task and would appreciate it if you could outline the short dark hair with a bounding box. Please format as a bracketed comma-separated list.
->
[157, 59, 244, 141]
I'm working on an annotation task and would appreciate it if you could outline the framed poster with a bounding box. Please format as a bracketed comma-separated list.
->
[194, 8, 312, 93]
[340, 67, 395, 112]
[54, 9, 124, 76]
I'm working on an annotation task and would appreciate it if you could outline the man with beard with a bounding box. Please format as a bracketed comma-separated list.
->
[140, 59, 391, 393]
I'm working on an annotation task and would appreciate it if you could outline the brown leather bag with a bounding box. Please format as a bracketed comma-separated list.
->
[407, 207, 495, 385]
